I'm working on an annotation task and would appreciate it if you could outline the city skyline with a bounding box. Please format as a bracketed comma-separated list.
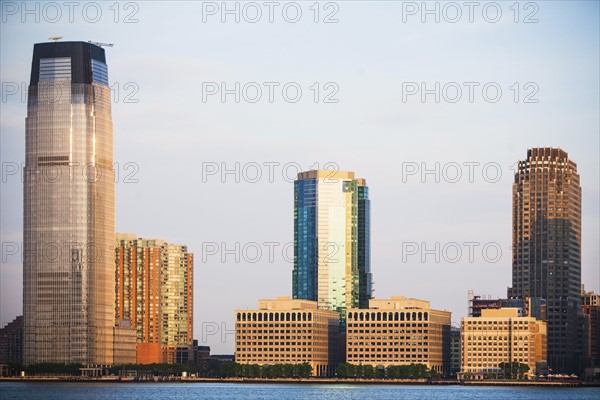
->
[1, 2, 598, 357]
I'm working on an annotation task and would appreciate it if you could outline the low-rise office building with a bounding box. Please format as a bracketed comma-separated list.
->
[461, 308, 547, 377]
[235, 296, 340, 376]
[346, 296, 452, 376]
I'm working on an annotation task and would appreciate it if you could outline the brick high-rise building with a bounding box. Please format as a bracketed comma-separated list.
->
[115, 234, 194, 364]
[508, 148, 583, 373]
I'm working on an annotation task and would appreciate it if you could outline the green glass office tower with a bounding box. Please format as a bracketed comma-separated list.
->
[293, 170, 372, 325]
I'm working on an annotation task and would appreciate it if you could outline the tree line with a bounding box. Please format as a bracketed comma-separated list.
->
[335, 363, 440, 379]
[216, 362, 313, 378]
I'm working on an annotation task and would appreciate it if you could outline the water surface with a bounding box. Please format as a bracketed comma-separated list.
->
[1, 382, 598, 400]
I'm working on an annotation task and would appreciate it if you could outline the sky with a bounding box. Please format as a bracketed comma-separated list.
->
[1, 1, 599, 354]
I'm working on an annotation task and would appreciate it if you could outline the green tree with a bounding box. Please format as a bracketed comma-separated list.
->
[282, 364, 294, 378]
[386, 365, 398, 379]
[220, 361, 237, 377]
[25, 363, 84, 376]
[359, 364, 375, 378]
[203, 359, 222, 377]
[298, 363, 312, 378]
[336, 363, 349, 378]
[498, 362, 530, 379]
[248, 364, 261, 378]
[428, 367, 441, 378]
[384, 364, 433, 379]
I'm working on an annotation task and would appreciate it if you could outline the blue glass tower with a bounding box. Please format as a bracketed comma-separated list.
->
[293, 170, 372, 326]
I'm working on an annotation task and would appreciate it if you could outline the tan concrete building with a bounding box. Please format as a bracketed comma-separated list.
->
[346, 296, 452, 376]
[235, 296, 340, 376]
[461, 308, 547, 377]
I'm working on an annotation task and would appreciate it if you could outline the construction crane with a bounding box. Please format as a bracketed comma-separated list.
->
[48, 36, 63, 42]
[88, 41, 114, 48]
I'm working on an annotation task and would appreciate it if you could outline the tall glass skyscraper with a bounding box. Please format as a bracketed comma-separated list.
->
[23, 41, 115, 364]
[293, 170, 372, 326]
[508, 148, 583, 373]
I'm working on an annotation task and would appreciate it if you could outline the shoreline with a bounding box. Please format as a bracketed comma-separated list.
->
[0, 377, 595, 387]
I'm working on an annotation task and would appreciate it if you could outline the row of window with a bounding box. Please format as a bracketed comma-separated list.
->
[348, 311, 429, 322]
[348, 347, 428, 352]
[237, 335, 313, 339]
[348, 336, 429, 341]
[348, 327, 429, 333]
[237, 312, 318, 322]
[237, 325, 319, 330]
[237, 353, 315, 358]
[465, 359, 530, 366]
[237, 342, 315, 347]
[348, 354, 426, 359]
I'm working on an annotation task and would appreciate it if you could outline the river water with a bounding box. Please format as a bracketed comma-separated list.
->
[1, 382, 598, 400]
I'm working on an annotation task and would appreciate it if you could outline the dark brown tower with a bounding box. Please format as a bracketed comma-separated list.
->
[508, 148, 582, 373]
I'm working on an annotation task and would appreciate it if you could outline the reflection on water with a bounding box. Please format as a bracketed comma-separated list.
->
[0, 382, 599, 400]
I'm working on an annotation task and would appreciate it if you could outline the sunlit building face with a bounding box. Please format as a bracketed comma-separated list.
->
[293, 170, 372, 326]
[23, 41, 115, 364]
[115, 234, 194, 364]
[508, 148, 582, 373]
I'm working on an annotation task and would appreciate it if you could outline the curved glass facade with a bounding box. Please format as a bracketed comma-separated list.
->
[23, 42, 115, 364]
[293, 170, 372, 327]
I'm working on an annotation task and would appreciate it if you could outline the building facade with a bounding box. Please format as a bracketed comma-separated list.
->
[450, 326, 461, 377]
[468, 292, 546, 320]
[582, 289, 600, 365]
[161, 244, 194, 364]
[508, 148, 583, 373]
[192, 341, 211, 371]
[113, 319, 137, 365]
[115, 234, 194, 364]
[461, 308, 547, 377]
[346, 296, 451, 376]
[0, 316, 24, 364]
[23, 41, 115, 364]
[235, 296, 340, 376]
[293, 170, 372, 326]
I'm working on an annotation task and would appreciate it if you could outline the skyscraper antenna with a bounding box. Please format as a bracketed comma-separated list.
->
[88, 40, 114, 48]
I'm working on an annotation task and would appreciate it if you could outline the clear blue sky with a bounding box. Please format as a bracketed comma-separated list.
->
[1, 1, 598, 354]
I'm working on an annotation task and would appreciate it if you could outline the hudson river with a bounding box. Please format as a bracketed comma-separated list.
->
[1, 382, 599, 400]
